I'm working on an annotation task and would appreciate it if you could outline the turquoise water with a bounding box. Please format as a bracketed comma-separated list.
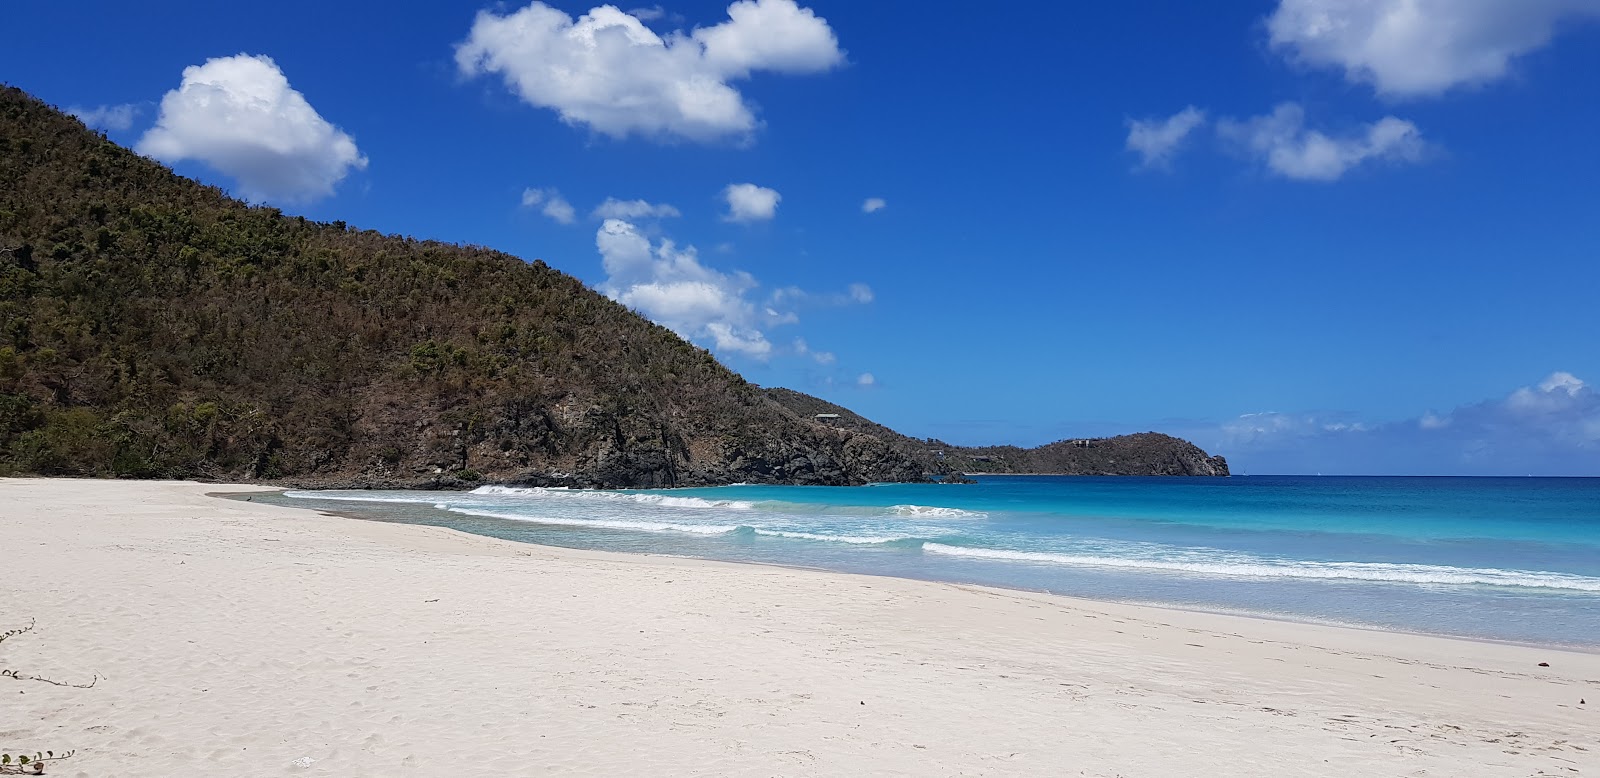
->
[267, 475, 1600, 648]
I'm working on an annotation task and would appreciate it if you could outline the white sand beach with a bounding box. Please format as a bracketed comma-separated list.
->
[1, 478, 1595, 776]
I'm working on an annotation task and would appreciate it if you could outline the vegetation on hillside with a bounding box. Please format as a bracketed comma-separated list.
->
[0, 86, 1224, 486]
[0, 86, 923, 487]
[764, 388, 1229, 477]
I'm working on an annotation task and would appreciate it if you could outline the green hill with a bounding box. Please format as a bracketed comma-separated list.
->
[0, 86, 1226, 487]
[0, 86, 925, 487]
[763, 389, 1228, 477]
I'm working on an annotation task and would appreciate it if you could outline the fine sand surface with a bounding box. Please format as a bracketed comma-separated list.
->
[1, 479, 1596, 777]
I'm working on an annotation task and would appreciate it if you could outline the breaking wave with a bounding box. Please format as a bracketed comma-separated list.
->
[447, 508, 925, 545]
[470, 485, 755, 511]
[283, 491, 438, 505]
[445, 507, 740, 535]
[921, 543, 1600, 592]
[889, 504, 986, 519]
[748, 528, 919, 545]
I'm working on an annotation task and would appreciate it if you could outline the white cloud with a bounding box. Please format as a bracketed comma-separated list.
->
[862, 197, 886, 213]
[592, 197, 681, 221]
[627, 5, 667, 22]
[1220, 410, 1347, 447]
[521, 187, 577, 224]
[68, 103, 140, 131]
[857, 372, 876, 387]
[1508, 371, 1589, 414]
[723, 183, 781, 222]
[1418, 412, 1451, 430]
[695, 0, 844, 74]
[769, 283, 874, 308]
[594, 220, 865, 361]
[1205, 371, 1600, 475]
[792, 337, 836, 365]
[455, 0, 844, 143]
[596, 219, 773, 358]
[1216, 103, 1425, 181]
[1266, 0, 1600, 98]
[1419, 371, 1600, 448]
[1125, 106, 1206, 169]
[1539, 371, 1586, 396]
[136, 54, 366, 203]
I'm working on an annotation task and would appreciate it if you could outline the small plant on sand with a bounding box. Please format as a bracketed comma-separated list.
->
[1, 751, 76, 775]
[1, 620, 81, 773]
[0, 620, 33, 645]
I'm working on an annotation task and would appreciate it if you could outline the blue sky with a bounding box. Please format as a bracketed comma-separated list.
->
[4, 1, 1599, 475]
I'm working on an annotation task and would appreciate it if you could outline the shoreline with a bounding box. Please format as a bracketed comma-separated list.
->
[261, 488, 1600, 656]
[4, 478, 1597, 775]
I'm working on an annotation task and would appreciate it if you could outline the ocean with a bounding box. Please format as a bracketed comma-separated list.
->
[262, 475, 1600, 648]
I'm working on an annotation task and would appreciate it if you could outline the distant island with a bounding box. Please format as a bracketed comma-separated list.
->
[0, 86, 1226, 488]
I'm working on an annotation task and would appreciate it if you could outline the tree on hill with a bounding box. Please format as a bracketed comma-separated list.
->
[0, 86, 924, 487]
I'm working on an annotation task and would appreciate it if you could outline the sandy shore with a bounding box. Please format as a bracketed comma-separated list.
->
[1, 479, 1595, 776]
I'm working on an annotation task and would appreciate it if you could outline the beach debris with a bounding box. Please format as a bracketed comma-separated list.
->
[1538, 662, 1550, 667]
[290, 756, 317, 768]
[2, 623, 82, 774]
[3, 669, 100, 689]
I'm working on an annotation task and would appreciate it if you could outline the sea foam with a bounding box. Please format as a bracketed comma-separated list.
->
[283, 491, 439, 505]
[888, 504, 986, 519]
[750, 529, 915, 545]
[921, 543, 1600, 592]
[444, 507, 739, 536]
[470, 485, 755, 511]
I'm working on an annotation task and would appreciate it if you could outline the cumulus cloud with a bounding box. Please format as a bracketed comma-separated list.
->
[847, 283, 873, 303]
[857, 372, 876, 387]
[1125, 105, 1206, 169]
[594, 220, 864, 361]
[1267, 0, 1600, 98]
[136, 54, 366, 203]
[592, 197, 681, 221]
[1216, 103, 1425, 181]
[1507, 371, 1588, 413]
[861, 197, 886, 213]
[455, 0, 844, 143]
[596, 219, 774, 358]
[1204, 372, 1600, 475]
[722, 183, 781, 222]
[521, 187, 577, 224]
[68, 103, 140, 131]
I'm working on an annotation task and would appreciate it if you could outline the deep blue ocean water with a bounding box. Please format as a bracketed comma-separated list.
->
[265, 475, 1600, 648]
